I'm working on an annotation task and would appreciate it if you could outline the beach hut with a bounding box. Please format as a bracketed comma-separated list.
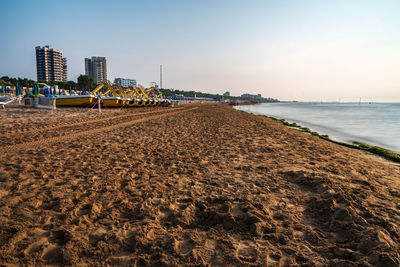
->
[23, 93, 35, 107]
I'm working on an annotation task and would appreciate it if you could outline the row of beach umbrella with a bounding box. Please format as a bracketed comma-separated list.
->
[0, 83, 22, 95]
[1, 82, 28, 96]
[1, 83, 6, 94]
[0, 83, 78, 96]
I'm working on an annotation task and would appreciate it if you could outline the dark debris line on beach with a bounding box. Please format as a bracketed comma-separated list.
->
[265, 116, 400, 163]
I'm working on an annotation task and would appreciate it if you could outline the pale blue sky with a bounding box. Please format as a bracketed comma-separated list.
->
[1, 0, 399, 101]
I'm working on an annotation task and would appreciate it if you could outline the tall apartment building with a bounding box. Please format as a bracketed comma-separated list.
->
[62, 58, 67, 82]
[36, 45, 67, 82]
[114, 78, 137, 88]
[85, 57, 107, 84]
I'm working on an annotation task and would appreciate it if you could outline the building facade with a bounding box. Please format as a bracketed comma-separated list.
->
[85, 57, 107, 84]
[114, 78, 137, 88]
[241, 93, 263, 100]
[35, 45, 67, 82]
[62, 58, 67, 81]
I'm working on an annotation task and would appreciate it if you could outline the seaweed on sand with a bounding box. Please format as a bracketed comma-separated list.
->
[267, 116, 400, 163]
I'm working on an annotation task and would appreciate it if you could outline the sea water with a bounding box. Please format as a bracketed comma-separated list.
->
[235, 102, 400, 153]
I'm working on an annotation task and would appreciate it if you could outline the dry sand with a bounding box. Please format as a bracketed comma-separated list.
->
[0, 104, 399, 266]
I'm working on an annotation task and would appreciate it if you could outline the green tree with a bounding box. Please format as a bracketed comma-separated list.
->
[67, 81, 77, 89]
[77, 75, 95, 91]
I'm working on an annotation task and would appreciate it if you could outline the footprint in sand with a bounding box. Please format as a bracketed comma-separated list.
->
[42, 243, 63, 263]
[198, 239, 220, 265]
[89, 227, 107, 244]
[22, 229, 63, 265]
[266, 252, 282, 266]
[174, 238, 195, 256]
[230, 203, 246, 219]
[23, 237, 48, 256]
[235, 241, 258, 263]
[106, 254, 136, 266]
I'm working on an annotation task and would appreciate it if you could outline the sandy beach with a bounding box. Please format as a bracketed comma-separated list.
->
[0, 103, 399, 266]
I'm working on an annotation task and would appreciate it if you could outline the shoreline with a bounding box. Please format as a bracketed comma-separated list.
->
[268, 115, 400, 163]
[235, 107, 400, 164]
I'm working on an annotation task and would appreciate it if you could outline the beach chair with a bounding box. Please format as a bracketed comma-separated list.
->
[0, 95, 15, 109]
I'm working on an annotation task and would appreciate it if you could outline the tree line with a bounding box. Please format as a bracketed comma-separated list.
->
[0, 75, 95, 91]
[159, 88, 279, 102]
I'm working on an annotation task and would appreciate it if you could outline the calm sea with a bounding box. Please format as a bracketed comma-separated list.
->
[235, 102, 400, 153]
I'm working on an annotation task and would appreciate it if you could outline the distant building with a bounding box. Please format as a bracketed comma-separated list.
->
[241, 93, 263, 100]
[223, 91, 230, 97]
[114, 78, 137, 88]
[62, 58, 67, 81]
[35, 45, 67, 82]
[85, 57, 107, 84]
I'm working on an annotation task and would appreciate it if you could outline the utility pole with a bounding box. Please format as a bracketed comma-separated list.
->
[160, 65, 162, 89]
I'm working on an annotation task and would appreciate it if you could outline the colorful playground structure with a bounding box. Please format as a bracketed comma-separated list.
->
[0, 82, 171, 108]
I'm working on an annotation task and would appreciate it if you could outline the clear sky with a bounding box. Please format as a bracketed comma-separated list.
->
[1, 0, 399, 101]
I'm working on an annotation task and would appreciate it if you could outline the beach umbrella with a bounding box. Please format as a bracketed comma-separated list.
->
[53, 86, 57, 95]
[1, 83, 4, 94]
[69, 87, 72, 95]
[15, 82, 20, 96]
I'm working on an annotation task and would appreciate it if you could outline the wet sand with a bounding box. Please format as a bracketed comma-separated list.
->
[0, 104, 399, 266]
